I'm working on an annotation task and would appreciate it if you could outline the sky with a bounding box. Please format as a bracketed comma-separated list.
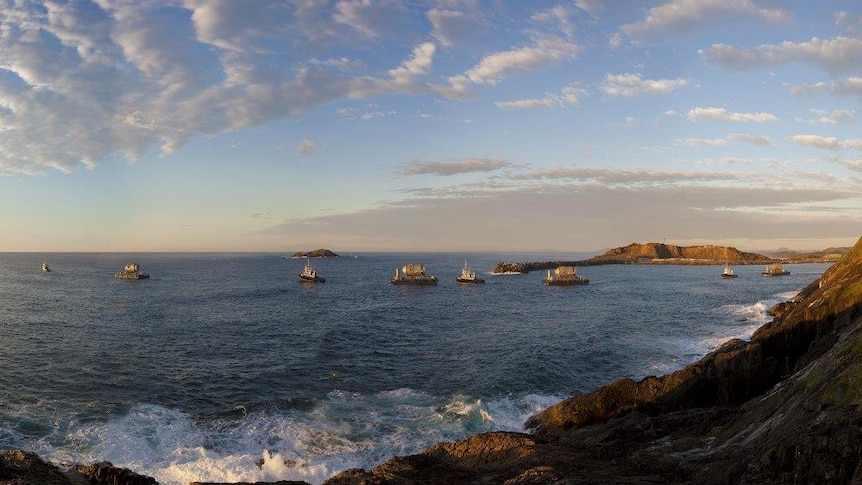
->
[1, 0, 861, 253]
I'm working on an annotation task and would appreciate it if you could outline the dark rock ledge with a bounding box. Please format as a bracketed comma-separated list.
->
[6, 237, 862, 485]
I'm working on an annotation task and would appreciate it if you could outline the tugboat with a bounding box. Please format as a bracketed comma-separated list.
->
[762, 262, 790, 276]
[392, 263, 438, 286]
[721, 264, 738, 278]
[299, 257, 325, 283]
[41, 262, 50, 272]
[456, 261, 485, 284]
[114, 262, 150, 280]
[543, 266, 589, 286]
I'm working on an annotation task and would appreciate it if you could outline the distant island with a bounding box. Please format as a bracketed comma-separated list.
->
[494, 242, 772, 274]
[766, 246, 850, 263]
[291, 248, 339, 258]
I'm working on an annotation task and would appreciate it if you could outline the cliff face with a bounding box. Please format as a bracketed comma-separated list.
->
[328, 236, 862, 484]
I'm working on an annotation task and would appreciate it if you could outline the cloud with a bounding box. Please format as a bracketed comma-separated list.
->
[792, 78, 862, 97]
[258, 182, 861, 251]
[333, 0, 405, 38]
[600, 73, 688, 97]
[728, 133, 771, 146]
[809, 109, 857, 125]
[453, 37, 580, 86]
[399, 157, 513, 177]
[701, 37, 862, 75]
[687, 107, 777, 123]
[790, 135, 862, 151]
[495, 83, 584, 109]
[621, 0, 790, 38]
[427, 1, 482, 47]
[297, 139, 316, 155]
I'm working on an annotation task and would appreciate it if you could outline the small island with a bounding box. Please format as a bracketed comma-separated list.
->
[291, 248, 339, 258]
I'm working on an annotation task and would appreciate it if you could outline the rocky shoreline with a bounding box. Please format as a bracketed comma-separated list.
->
[4, 237, 862, 484]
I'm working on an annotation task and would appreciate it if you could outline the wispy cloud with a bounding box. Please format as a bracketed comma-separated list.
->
[399, 157, 513, 177]
[452, 37, 580, 87]
[621, 0, 790, 37]
[808, 109, 857, 125]
[601, 73, 688, 97]
[702, 36, 862, 75]
[688, 107, 777, 123]
[297, 139, 317, 156]
[495, 84, 584, 109]
[790, 135, 862, 151]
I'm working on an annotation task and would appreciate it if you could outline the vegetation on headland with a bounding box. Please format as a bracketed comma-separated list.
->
[494, 242, 813, 274]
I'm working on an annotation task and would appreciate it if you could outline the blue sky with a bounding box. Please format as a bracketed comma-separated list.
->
[1, 0, 861, 252]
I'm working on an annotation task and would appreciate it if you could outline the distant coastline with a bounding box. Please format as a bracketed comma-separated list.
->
[493, 242, 847, 274]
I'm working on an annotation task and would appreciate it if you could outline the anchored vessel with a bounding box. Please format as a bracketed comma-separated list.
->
[721, 264, 738, 278]
[392, 263, 438, 286]
[456, 261, 485, 284]
[114, 262, 150, 280]
[543, 266, 589, 286]
[41, 262, 50, 272]
[762, 262, 790, 276]
[299, 258, 325, 283]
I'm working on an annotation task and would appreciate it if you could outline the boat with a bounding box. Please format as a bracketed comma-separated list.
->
[114, 262, 150, 280]
[543, 266, 589, 286]
[41, 262, 50, 272]
[762, 262, 790, 276]
[721, 264, 738, 278]
[392, 263, 438, 286]
[456, 261, 485, 284]
[299, 257, 325, 283]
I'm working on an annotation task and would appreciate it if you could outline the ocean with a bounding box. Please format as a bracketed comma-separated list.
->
[0, 252, 830, 484]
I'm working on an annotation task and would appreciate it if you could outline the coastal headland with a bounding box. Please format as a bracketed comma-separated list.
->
[4, 237, 862, 484]
[494, 242, 778, 274]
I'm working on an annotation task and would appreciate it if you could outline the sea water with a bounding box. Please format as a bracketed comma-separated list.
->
[0, 253, 830, 484]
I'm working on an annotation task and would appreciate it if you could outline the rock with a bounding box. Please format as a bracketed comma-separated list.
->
[73, 461, 157, 485]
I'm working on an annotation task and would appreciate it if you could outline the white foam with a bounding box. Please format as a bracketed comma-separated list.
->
[38, 390, 563, 485]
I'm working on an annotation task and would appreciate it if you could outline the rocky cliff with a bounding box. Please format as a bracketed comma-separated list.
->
[328, 236, 862, 484]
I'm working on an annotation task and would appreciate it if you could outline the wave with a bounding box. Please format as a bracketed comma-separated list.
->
[16, 390, 562, 485]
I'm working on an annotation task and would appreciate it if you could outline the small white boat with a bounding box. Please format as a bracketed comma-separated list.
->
[115, 262, 150, 280]
[299, 258, 325, 283]
[456, 261, 485, 284]
[543, 266, 589, 286]
[41, 262, 50, 272]
[721, 264, 737, 278]
[762, 262, 790, 276]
